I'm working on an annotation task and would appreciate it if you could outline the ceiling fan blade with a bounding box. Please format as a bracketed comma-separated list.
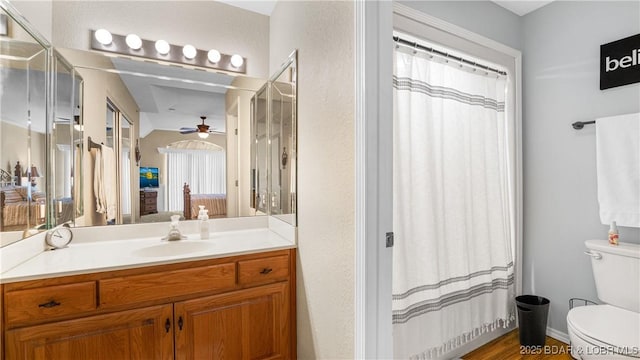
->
[179, 127, 196, 131]
[207, 130, 225, 134]
[180, 129, 198, 134]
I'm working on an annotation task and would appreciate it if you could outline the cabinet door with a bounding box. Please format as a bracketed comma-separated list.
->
[6, 304, 174, 359]
[175, 282, 290, 360]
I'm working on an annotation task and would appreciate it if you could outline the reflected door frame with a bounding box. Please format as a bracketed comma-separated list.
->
[106, 99, 136, 225]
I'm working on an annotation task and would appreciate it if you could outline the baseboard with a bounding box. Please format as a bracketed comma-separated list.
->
[547, 327, 570, 344]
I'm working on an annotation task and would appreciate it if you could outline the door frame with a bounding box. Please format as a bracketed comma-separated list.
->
[354, 3, 523, 358]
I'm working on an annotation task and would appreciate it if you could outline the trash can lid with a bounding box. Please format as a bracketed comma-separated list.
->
[516, 295, 550, 305]
[567, 304, 640, 350]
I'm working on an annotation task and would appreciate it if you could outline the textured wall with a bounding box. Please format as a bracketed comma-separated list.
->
[269, 1, 355, 358]
[522, 1, 640, 334]
[51, 1, 270, 78]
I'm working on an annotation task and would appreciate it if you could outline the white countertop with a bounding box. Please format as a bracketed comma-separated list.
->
[0, 228, 295, 284]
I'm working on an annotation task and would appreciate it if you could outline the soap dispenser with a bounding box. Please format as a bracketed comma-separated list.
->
[163, 214, 186, 241]
[198, 206, 210, 240]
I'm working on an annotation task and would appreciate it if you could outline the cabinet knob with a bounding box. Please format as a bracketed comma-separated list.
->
[165, 318, 171, 333]
[178, 316, 184, 330]
[38, 300, 61, 308]
[260, 268, 273, 275]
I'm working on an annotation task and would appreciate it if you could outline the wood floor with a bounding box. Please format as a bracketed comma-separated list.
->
[462, 330, 573, 360]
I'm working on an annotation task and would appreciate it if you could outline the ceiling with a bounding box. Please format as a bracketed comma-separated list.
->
[217, 0, 555, 17]
[491, 1, 555, 16]
[110, 57, 235, 137]
[216, 0, 277, 16]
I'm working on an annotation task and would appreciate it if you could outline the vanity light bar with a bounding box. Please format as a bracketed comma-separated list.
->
[90, 30, 247, 74]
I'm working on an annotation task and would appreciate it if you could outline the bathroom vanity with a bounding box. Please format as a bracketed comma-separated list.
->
[0, 223, 297, 359]
[1, 2, 299, 358]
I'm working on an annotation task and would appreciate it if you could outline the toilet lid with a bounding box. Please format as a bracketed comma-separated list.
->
[567, 305, 640, 350]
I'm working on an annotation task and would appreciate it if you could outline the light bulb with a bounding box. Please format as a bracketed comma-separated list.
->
[198, 132, 209, 139]
[94, 29, 112, 45]
[183, 44, 197, 59]
[155, 40, 170, 55]
[125, 34, 142, 50]
[207, 49, 221, 63]
[230, 54, 244, 68]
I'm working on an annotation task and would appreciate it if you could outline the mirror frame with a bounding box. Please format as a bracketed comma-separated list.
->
[267, 50, 297, 226]
[0, 0, 53, 245]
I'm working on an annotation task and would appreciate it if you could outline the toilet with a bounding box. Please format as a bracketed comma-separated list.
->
[567, 240, 640, 359]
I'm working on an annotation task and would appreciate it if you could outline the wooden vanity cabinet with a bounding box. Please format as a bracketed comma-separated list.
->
[175, 282, 289, 360]
[6, 304, 174, 359]
[2, 249, 296, 360]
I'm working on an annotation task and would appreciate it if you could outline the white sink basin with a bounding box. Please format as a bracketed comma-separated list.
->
[132, 241, 213, 258]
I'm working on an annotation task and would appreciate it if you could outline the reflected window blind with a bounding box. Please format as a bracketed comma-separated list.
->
[166, 150, 226, 211]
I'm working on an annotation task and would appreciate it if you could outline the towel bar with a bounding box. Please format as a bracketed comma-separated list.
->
[572, 120, 596, 130]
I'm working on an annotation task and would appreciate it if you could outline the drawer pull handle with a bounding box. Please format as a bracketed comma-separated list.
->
[178, 316, 184, 330]
[38, 300, 61, 308]
[260, 268, 273, 275]
[165, 318, 171, 333]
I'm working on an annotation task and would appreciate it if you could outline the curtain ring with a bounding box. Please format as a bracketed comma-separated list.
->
[412, 42, 418, 54]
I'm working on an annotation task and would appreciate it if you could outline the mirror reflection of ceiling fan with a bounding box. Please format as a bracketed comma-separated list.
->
[179, 116, 223, 139]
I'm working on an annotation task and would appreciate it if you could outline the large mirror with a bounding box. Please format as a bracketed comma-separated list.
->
[0, 1, 297, 242]
[0, 4, 50, 245]
[51, 51, 81, 230]
[251, 53, 297, 226]
[269, 54, 296, 225]
[57, 48, 276, 227]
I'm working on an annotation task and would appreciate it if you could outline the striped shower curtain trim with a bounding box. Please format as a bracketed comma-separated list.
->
[393, 76, 505, 111]
[393, 262, 514, 300]
[393, 274, 515, 324]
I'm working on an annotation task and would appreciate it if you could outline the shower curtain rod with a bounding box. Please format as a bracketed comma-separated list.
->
[393, 35, 508, 76]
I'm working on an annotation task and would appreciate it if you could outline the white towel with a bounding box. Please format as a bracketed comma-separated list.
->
[100, 144, 117, 222]
[596, 112, 640, 227]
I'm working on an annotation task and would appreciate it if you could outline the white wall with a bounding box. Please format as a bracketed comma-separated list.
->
[270, 1, 355, 358]
[51, 1, 270, 78]
[522, 1, 640, 334]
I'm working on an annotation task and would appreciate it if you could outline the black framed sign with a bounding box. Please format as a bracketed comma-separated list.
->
[600, 33, 640, 90]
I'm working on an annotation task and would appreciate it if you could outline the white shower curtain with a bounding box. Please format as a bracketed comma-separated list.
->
[392, 47, 515, 359]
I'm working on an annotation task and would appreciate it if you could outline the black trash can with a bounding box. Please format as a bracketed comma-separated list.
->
[515, 295, 550, 347]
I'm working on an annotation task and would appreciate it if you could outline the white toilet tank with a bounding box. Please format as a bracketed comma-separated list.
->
[585, 240, 640, 313]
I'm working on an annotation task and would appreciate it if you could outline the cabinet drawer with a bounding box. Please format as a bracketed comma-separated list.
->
[143, 204, 157, 211]
[144, 198, 157, 205]
[238, 255, 289, 286]
[140, 192, 157, 199]
[99, 263, 236, 308]
[5, 281, 97, 327]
